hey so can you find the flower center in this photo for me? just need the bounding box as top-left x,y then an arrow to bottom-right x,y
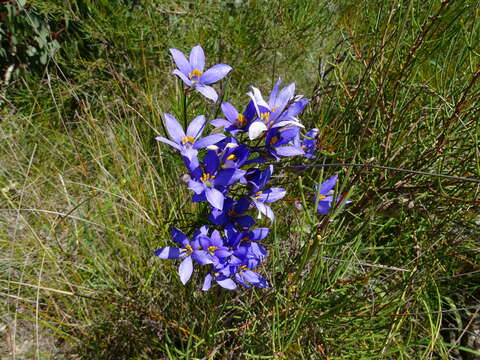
317,194 -> 326,200
207,245 -> 218,254
254,191 -> 262,200
226,154 -> 237,161
260,112 -> 270,122
241,236 -> 249,242
184,244 -> 193,253
301,145 -> 306,151
188,68 -> 203,80
200,173 -> 215,187
239,264 -> 248,272
270,136 -> 279,145
181,135 -> 195,145
235,114 -> 247,127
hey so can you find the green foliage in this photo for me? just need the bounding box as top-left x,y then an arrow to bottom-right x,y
0,1 -> 61,75
1,0 -> 479,359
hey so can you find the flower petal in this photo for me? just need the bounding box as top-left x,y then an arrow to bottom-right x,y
194,84 -> 218,102
164,113 -> 185,143
221,102 -> 239,123
248,121 -> 267,140
193,134 -> 225,149
154,246 -> 181,259
268,78 -> 282,107
189,45 -> 205,72
193,250 -> 213,265
320,174 -> 338,195
169,48 -> 192,75
258,188 -> 286,203
187,115 -> 206,139
205,187 -> 225,210
249,228 -> 269,241
178,256 -> 193,285
214,169 -> 235,186
217,277 -> 237,290
204,150 -> 219,175
253,200 -> 275,221
171,227 -> 189,247
172,69 -> 192,87
201,64 -> 233,84
210,118 -> 231,128
155,136 -> 182,151
275,146 -> 305,157
188,180 -> 205,195
317,198 -> 333,215
202,273 -> 213,291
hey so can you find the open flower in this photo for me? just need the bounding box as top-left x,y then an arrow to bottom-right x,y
155,113 -> 225,163
169,45 -> 232,102
154,227 -> 212,284
210,101 -> 256,135
188,150 -> 245,210
247,79 -> 308,140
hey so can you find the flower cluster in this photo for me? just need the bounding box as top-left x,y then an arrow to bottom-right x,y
155,45 -> 347,290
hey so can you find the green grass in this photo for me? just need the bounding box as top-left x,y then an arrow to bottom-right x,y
1,0 -> 479,358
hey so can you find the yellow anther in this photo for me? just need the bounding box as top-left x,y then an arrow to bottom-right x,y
254,191 -> 262,200
317,194 -> 326,200
236,114 -> 247,127
226,154 -> 237,161
271,106 -> 280,112
239,265 -> 248,271
270,136 -> 279,145
241,236 -> 249,242
181,135 -> 195,145
301,145 -> 306,151
184,244 -> 193,253
200,173 -> 215,183
260,112 -> 270,122
208,245 -> 218,253
188,68 -> 203,79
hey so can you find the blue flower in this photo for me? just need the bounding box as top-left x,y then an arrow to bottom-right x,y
248,165 -> 286,221
246,79 -> 308,140
169,45 -> 232,102
155,113 -> 225,163
154,227 -> 212,284
188,150 -> 245,210
315,174 -> 338,214
210,101 -> 256,135
294,128 -> 318,159
208,197 -> 255,229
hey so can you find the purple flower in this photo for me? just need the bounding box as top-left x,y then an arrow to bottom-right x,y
169,45 -> 232,102
155,113 -> 225,163
247,79 -> 308,140
293,128 -> 318,159
315,174 -> 338,214
225,224 -> 268,259
198,229 -> 232,263
154,227 -> 212,284
229,249 -> 269,288
210,101 -> 256,135
208,196 -> 255,229
202,269 -> 237,291
188,150 -> 245,210
264,126 -> 305,160
248,165 -> 286,221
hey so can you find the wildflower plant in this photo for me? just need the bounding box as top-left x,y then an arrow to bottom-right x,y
154,45 -> 349,290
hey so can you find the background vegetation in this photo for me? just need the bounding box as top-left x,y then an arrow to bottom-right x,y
1,0 -> 479,358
